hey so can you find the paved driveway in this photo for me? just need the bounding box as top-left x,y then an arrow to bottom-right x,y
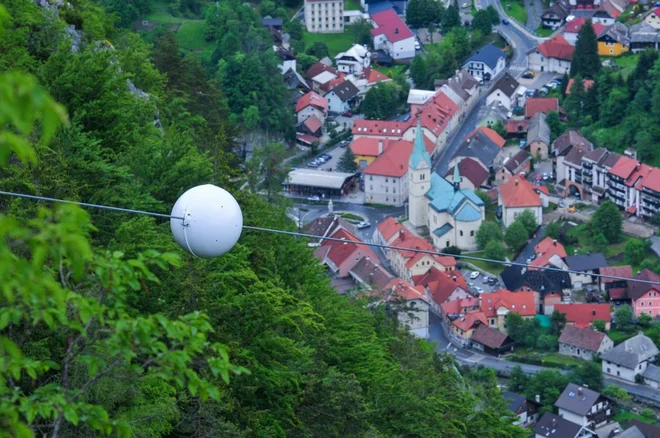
519,72 -> 559,90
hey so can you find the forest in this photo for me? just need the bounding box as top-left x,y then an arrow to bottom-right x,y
0,0 -> 528,437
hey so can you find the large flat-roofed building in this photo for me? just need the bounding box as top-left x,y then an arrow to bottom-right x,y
284,168 -> 357,198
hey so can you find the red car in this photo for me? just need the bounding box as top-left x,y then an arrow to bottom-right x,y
342,111 -> 352,117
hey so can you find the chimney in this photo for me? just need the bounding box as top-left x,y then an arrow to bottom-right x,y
400,229 -> 405,236
553,239 -> 557,246
394,28 -> 399,35
577,387 -> 583,396
535,394 -> 540,404
515,179 -> 519,186
378,139 -> 383,154
452,276 -> 457,282
551,418 -> 557,428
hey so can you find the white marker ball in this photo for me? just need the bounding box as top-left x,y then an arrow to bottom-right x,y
170,184 -> 243,258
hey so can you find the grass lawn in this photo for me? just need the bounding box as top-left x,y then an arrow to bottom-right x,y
339,212 -> 365,222
510,350 -> 585,368
469,257 -> 506,275
503,1 -> 527,25
373,64 -> 407,77
345,0 -> 362,11
142,1 -> 211,57
614,409 -> 658,429
535,27 -> 554,37
303,28 -> 357,58
608,329 -> 635,345
566,224 -> 641,259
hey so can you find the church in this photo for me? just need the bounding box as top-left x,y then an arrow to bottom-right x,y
408,119 -> 485,251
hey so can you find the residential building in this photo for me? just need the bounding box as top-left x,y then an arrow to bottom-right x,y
445,157 -> 489,191
529,237 -> 567,271
297,115 -> 323,137
607,155 -> 651,214
558,325 -> 614,360
349,256 -> 395,290
370,8 -> 416,60
581,147 -> 622,203
565,253 -> 609,287
506,119 -> 530,138
644,6 -> 660,29
498,149 -> 532,185
528,35 -> 574,73
503,392 -> 541,427
433,69 -> 480,113
303,214 -> 358,242
378,278 -> 432,338
542,1 -> 570,29
534,413 -> 597,438
498,177 -> 543,227
592,9 -> 615,25
598,22 -> 630,56
553,303 -> 611,329
314,228 -> 377,277
350,137 -> 389,169
304,0 -> 344,33
325,80 -> 360,114
603,0 -> 627,19
629,269 -> 660,317
639,166 -> 660,219
305,62 -> 340,92
630,21 -> 660,52
567,0 -> 602,9
441,303 -> 486,346
352,119 -> 416,141
295,91 -> 329,124
564,18 -> 607,45
527,112 -> 551,160
478,103 -> 510,130
555,384 -> 612,429
601,332 -> 659,382
470,324 -> 515,355
556,138 -> 593,198
486,73 -> 527,111
643,364 -> 660,389
525,97 -> 560,119
374,216 -> 403,260
449,126 -> 506,172
481,289 -> 536,334
462,43 -> 507,82
599,265 -> 632,302
412,266 -> 471,315
335,44 -> 371,74
501,263 -> 572,313
628,420 -> 660,438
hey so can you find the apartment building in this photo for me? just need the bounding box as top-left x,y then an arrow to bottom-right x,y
580,148 -> 622,203
304,0 -> 344,33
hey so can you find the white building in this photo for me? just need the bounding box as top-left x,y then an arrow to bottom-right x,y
335,44 -> 371,74
304,0 -> 344,33
643,364 -> 660,389
555,384 -> 612,429
497,177 -> 542,227
527,35 -> 574,74
370,9 -> 416,60
601,332 -> 659,382
324,80 -> 360,114
644,7 -> 660,30
462,43 -> 506,82
558,325 -> 614,361
295,91 -> 328,125
486,73 -> 526,111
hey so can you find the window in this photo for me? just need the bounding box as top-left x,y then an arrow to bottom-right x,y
385,178 -> 388,183
386,197 -> 389,202
446,241 -> 450,247
370,175 -> 373,180
370,185 -> 373,190
393,188 -> 396,194
385,187 -> 388,193
460,230 -> 463,236
470,230 -> 474,237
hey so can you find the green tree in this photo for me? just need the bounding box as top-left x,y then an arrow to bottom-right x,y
593,320 -> 607,332
582,80 -> 600,122
246,142 -> 290,202
410,55 -> 428,88
505,221 -> 528,251
545,222 -> 561,240
625,239 -> 650,266
508,366 -> 529,392
476,189 -> 496,213
306,41 -> 329,59
592,233 -> 608,252
546,111 -> 565,143
441,4 -> 461,33
516,210 -> 538,237
361,82 -> 400,120
560,72 -> 570,96
570,19 -> 600,78
485,240 -> 507,261
524,370 -> 568,413
337,147 -> 358,172
591,200 -> 622,243
297,53 -> 319,74
550,310 -> 567,336
615,305 -> 634,330
570,361 -> 604,392
472,9 -> 493,36
477,221 -> 503,250
351,19 -> 373,46
486,5 -> 499,24
564,74 -> 586,124
286,18 -> 303,41
603,385 -> 632,401
492,120 -> 507,138
638,312 -> 653,328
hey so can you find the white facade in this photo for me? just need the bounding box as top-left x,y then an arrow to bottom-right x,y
644,9 -> 660,29
335,44 -> 371,74
602,359 -> 646,382
408,154 -> 431,229
296,105 -> 326,125
304,0 -> 344,33
501,205 -> 543,228
558,409 -> 588,427
527,51 -> 571,74
399,299 -> 430,338
464,57 -> 506,81
428,205 -> 484,250
365,174 -> 408,206
559,336 -> 614,361
373,34 -> 416,60
486,86 -> 526,111
325,90 -> 350,114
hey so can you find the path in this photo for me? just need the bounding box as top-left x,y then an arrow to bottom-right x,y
525,0 -> 544,32
544,210 -> 655,238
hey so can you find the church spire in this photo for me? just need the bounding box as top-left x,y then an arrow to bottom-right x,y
453,163 -> 461,191
408,113 -> 432,169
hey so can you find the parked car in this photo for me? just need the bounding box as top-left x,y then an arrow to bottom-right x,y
469,271 -> 480,280
307,196 -> 321,202
558,200 -> 565,207
522,71 -> 535,79
482,276 -> 490,284
342,111 -> 352,117
502,18 -> 510,25
543,172 -> 549,180
340,140 -> 349,148
487,277 -> 498,286
475,287 -> 484,294
356,221 -> 371,229
415,40 -> 421,50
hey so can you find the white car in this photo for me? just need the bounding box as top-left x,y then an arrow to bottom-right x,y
414,40 -> 421,50
475,287 -> 484,294
307,196 -> 321,202
469,271 -> 480,280
356,221 -> 371,229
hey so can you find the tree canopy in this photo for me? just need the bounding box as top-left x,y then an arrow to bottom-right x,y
570,19 -> 600,79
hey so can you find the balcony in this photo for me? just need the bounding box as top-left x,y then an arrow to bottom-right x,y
583,162 -> 593,169
607,181 -> 626,192
642,187 -> 660,198
583,168 -> 592,176
608,190 -> 625,201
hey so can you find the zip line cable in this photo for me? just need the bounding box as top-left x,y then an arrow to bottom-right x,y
1,189 -> 659,286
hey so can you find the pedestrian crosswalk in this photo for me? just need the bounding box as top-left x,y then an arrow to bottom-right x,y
508,65 -> 527,77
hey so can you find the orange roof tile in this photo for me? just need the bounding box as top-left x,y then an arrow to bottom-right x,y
609,155 -> 638,180
564,18 -> 606,35
295,91 -> 328,113
390,231 -> 456,269
450,309 -> 488,332
418,91 -> 460,137
641,166 -> 660,193
525,98 -> 560,118
498,177 -> 542,208
530,237 -> 567,270
363,67 -> 392,84
414,268 -> 468,304
377,217 -> 405,242
350,137 -> 390,157
536,35 -> 575,61
475,126 -> 506,148
566,79 -> 595,95
600,265 -> 633,284
481,289 -> 536,317
320,228 -> 377,267
364,138 -> 435,178
553,303 -> 611,327
627,163 -> 653,188
382,278 -> 427,301
303,115 -> 322,134
352,119 -> 412,137
441,297 -> 480,315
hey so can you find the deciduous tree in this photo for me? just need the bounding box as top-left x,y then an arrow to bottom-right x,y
615,305 -> 634,330
591,200 -> 622,243
485,240 -> 507,261
505,221 -> 528,251
516,210 -> 538,237
477,221 -> 503,250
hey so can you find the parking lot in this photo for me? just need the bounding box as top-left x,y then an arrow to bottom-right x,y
303,141 -> 348,171
519,72 -> 559,91
460,267 -> 502,295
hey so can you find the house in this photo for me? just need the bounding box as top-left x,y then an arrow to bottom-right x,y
387,224 -> 457,281
592,9 -> 616,25
558,325 -> 614,360
525,97 -> 560,119
374,216 -> 403,260
304,0 -> 344,33
542,1 -> 570,29
306,62 -> 340,92
497,177 -> 542,227
378,278 -> 432,338
351,137 -> 389,169
601,332 -> 659,382
530,237 -> 567,271
408,122 -> 486,250
449,126 -> 506,172
297,115 -> 323,137
349,256 -> 395,290
497,149 -> 532,185
555,384 -> 613,429
481,289 -> 536,334
295,91 -> 329,124
553,302 -> 611,328
325,80 -> 360,114
506,119 -> 530,138
554,131 -> 593,198
527,35 -> 574,73
564,18 -> 607,45
642,364 -> 660,389
628,269 -> 660,318
412,267 -> 471,315
443,157 -> 489,191
335,44 -> 371,74
303,214 -> 358,241
486,73 -> 526,111
565,253 -> 609,287
352,119 -> 415,142
581,148 -> 622,203
534,413 -> 597,438
630,21 -> 660,52
628,420 -> 660,438
282,66 -> 311,93
314,228 -> 377,278
503,392 -> 541,427
501,264 -> 572,313
599,265 -> 632,302
644,6 -> 660,29
566,78 -> 595,94
470,324 -> 516,355
478,103 -> 510,130
527,112 -> 551,160
370,8 -> 416,60
598,22 -> 630,56
442,304 -> 487,346
462,43 -> 507,82
603,0 -> 627,19
434,69 -> 480,113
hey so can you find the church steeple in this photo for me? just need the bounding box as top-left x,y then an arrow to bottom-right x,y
453,163 -> 461,191
408,115 -> 432,170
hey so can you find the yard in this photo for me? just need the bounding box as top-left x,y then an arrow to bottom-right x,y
535,27 -> 554,37
614,409 -> 658,429
509,350 -> 585,369
468,257 -> 507,275
372,64 -> 407,77
345,0 -> 362,11
303,27 -> 357,58
564,224 -> 643,260
503,0 -> 527,25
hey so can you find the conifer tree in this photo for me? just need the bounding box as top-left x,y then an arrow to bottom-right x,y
337,146 -> 358,172
570,20 -> 600,79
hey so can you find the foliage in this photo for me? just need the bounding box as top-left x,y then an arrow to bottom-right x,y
571,19 -> 600,79
544,222 -> 561,240
491,120 -> 507,138
306,41 -> 329,59
569,361 -> 604,392
523,370 -> 568,413
485,240 -> 507,261
545,111 -> 565,143
361,82 -> 406,120
625,239 -> 650,266
603,385 -> 632,401
516,210 -> 538,238
593,320 -> 607,332
508,365 -> 529,393
476,189 -> 496,214
472,10 -> 493,36
505,221 -> 528,251
638,312 -> 653,328
486,5 -> 499,24
337,147 -> 358,173
590,201 -> 622,244
441,4 -> 461,33
615,305 -> 634,330
477,221 -> 503,250
351,19 -> 373,46
406,0 -> 444,29
246,142 -> 290,203
550,310 -> 567,336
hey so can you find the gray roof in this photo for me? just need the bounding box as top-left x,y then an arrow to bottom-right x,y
491,73 -> 520,98
534,412 -> 583,438
601,332 -> 659,369
542,2 -> 570,20
600,22 -> 630,45
565,253 -> 608,271
463,43 -> 506,70
555,383 -> 602,416
630,22 -> 660,43
329,80 -> 360,102
629,420 -> 660,438
453,127 -> 503,169
502,391 -> 526,413
553,130 -> 593,157
617,426 -> 646,438
528,112 -> 550,145
503,149 -> 530,173
642,364 -> 660,382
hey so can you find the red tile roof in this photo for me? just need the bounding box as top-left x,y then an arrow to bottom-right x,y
303,115 -> 322,134
370,9 -> 414,43
566,79 -> 595,95
320,228 -> 377,267
498,177 -> 542,208
609,288 -> 628,300
352,119 -> 412,137
320,75 -> 346,93
413,267 -> 468,304
641,166 -> 660,193
350,137 -> 390,157
418,91 -> 460,137
628,269 -> 660,301
295,91 -> 328,113
628,163 -> 652,188
441,297 -> 480,314
558,325 -> 607,352
601,0 -> 622,18
382,278 -> 427,302
364,139 -> 434,177
473,126 -> 506,148
305,62 -> 338,80
481,289 -> 536,317
564,18 -> 606,35
600,265 -> 633,284
363,67 -> 392,84
536,35 -> 575,61
471,324 -> 513,349
446,309 -> 488,332
530,237 -> 567,270
608,155 -> 638,180
525,98 -> 560,118
506,119 -> 530,134
390,230 -> 456,269
296,133 -> 320,144
553,303 -> 611,327
377,217 -> 404,242
444,157 -> 489,188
